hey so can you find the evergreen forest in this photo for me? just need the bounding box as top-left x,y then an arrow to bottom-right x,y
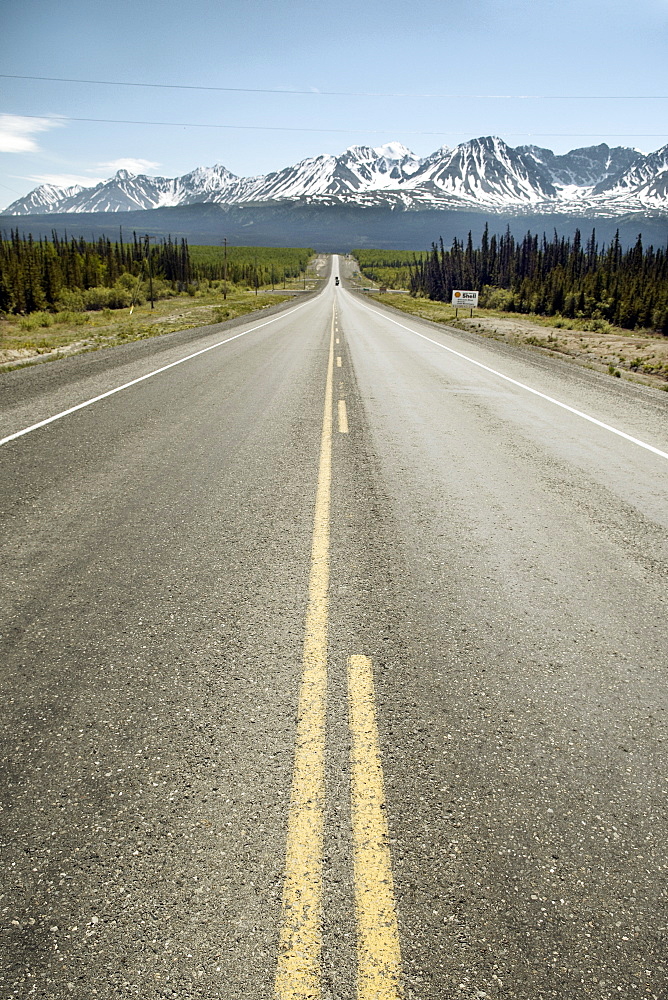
0,232 -> 311,315
405,227 -> 668,334
188,245 -> 312,287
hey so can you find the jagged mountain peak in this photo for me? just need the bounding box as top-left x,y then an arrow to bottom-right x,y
340,141 -> 419,165
3,137 -> 667,217
183,163 -> 238,182
373,141 -> 415,160
466,135 -> 508,150
518,142 -> 641,189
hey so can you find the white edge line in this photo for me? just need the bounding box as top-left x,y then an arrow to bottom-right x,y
0,300 -> 310,448
355,295 -> 668,462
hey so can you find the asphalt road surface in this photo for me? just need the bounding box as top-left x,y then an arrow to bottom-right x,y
1,256 -> 667,1000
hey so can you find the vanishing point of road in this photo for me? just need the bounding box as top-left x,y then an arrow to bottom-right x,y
1,255 -> 667,999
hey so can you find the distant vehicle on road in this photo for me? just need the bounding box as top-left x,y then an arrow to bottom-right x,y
335,276 -> 339,285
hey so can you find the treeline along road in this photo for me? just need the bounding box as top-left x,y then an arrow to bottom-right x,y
1,255 -> 667,998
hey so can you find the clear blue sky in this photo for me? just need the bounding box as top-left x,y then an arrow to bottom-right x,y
1,0 -> 667,208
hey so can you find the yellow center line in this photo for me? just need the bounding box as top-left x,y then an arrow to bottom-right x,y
338,400 -> 349,434
274,308 -> 335,1000
348,655 -> 403,999
337,356 -> 342,367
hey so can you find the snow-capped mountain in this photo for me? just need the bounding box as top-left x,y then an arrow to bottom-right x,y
518,144 -> 638,188
230,142 -> 424,202
5,138 -> 668,216
10,181 -> 87,214
591,144 -> 668,211
409,136 -> 558,207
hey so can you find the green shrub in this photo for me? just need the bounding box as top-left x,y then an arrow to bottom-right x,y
82,287 -> 112,311
53,310 -> 90,326
19,312 -> 53,330
81,285 -> 134,310
107,286 -> 133,309
582,318 -> 612,334
116,271 -> 139,290
479,286 -> 515,311
54,289 -> 85,312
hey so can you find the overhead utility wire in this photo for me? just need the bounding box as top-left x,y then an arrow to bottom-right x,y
10,113 -> 668,139
1,73 -> 667,100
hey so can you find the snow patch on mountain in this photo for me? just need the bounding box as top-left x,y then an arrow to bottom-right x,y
4,138 -> 667,217
373,141 -> 411,158
10,181 -> 86,213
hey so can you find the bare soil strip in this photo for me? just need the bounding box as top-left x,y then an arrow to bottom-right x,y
367,292 -> 668,391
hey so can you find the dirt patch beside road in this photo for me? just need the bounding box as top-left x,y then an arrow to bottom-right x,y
368,293 -> 668,391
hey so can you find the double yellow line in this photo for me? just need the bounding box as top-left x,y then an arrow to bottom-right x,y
274,309 -> 402,999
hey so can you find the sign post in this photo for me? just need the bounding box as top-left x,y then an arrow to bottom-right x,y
452,289 -> 479,317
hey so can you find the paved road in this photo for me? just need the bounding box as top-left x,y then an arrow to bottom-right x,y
1,257 -> 667,999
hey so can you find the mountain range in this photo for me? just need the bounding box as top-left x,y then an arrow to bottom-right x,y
5,136 -> 668,218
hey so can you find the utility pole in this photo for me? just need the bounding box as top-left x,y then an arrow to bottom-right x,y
223,237 -> 228,300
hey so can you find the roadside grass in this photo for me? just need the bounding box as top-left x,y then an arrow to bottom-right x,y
0,286 -> 292,371
367,291 -> 668,388
367,293 -> 459,324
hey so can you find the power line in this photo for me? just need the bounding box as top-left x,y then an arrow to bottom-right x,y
2,73 -> 667,100
9,113 -> 668,139
0,179 -> 25,197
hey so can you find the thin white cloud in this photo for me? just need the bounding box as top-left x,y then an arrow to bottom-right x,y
25,173 -> 105,189
98,157 -> 160,174
0,114 -> 63,153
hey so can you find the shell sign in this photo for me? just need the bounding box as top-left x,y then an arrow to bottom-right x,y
452,290 -> 479,308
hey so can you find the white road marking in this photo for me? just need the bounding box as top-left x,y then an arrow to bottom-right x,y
0,300 -> 312,448
355,298 -> 668,462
